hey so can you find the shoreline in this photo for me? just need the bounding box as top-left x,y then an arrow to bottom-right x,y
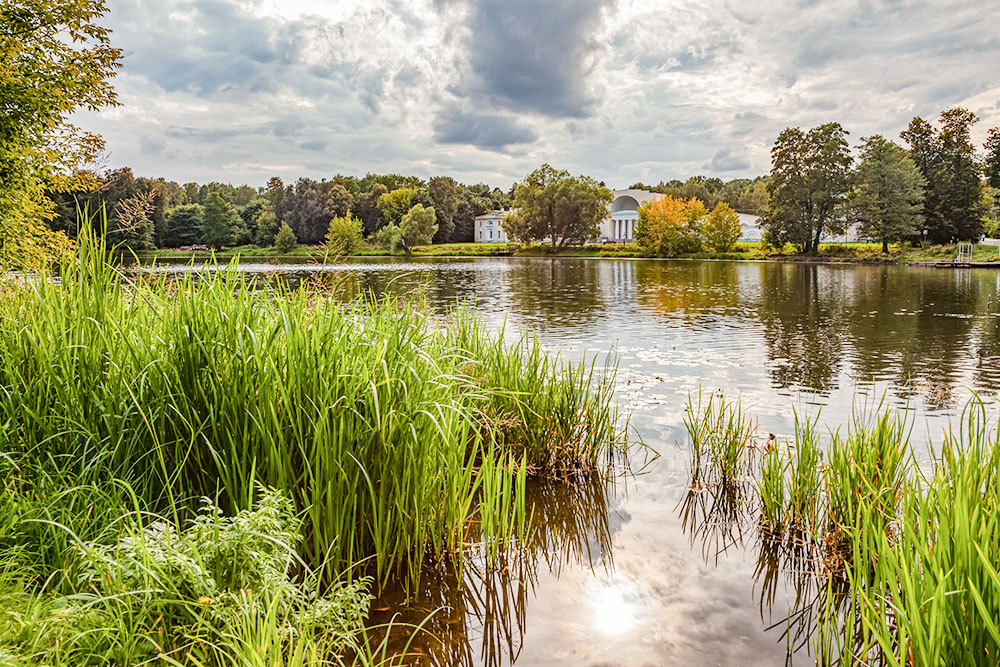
133,247 -> 1000,269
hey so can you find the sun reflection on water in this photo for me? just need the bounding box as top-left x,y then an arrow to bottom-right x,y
589,574 -> 641,636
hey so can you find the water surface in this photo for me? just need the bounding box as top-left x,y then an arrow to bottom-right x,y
148,256 -> 1000,665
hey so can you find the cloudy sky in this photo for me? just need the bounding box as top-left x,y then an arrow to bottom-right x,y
77,0 -> 1000,189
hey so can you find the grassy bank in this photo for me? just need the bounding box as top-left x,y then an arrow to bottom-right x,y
0,230 -> 624,665
137,240 -> 1000,265
684,393 -> 1000,665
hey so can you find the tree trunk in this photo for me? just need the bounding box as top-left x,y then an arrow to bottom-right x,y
882,238 -> 889,254
401,236 -> 411,257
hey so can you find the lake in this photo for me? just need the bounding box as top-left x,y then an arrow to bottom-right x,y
148,256 -> 1000,665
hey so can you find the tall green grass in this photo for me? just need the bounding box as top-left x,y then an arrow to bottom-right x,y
0,223 -> 625,664
684,393 -> 1000,666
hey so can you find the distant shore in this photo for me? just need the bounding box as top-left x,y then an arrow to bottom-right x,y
133,240 -> 1000,268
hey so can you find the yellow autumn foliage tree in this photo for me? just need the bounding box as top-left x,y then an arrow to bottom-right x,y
635,196 -> 708,256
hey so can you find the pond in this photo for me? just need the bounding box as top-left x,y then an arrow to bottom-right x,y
148,256 -> 1000,665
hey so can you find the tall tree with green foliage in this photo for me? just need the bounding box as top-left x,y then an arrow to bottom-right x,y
200,192 -> 244,249
254,209 -> 279,247
1,0 -> 121,268
377,187 -> 417,228
507,164 -> 612,251
702,202 -> 742,252
985,128 -> 1000,230
850,135 -> 925,252
355,184 -> 388,236
901,108 -> 986,243
987,128 -> 1000,191
761,123 -> 852,253
428,176 -> 460,244
163,204 -> 204,247
399,204 -> 437,253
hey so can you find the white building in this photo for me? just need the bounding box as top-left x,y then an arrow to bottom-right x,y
474,210 -> 511,242
739,213 -> 762,242
600,189 -> 665,242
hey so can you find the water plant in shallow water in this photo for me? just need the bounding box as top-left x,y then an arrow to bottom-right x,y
683,393 -> 1000,666
0,223 -> 625,588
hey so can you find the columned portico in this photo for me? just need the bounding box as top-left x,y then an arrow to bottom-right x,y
603,190 -> 663,242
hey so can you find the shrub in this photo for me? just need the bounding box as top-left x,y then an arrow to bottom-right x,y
373,222 -> 403,252
325,213 -> 363,256
274,221 -> 297,253
0,489 -> 373,665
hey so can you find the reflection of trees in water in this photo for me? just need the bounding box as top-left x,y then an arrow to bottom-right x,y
847,267 -> 983,410
368,471 -> 618,667
970,272 -> 1000,392
756,264 -> 844,393
633,261 -> 744,320
497,259 -> 609,336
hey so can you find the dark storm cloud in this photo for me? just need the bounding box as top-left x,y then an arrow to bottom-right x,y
433,106 -> 538,151
453,0 -> 614,118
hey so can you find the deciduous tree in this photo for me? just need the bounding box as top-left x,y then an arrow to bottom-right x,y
428,176 -> 460,244
986,128 -> 1000,191
508,165 -> 612,251
254,209 -> 279,247
377,187 -> 417,227
356,184 -> 388,236
1,0 -> 121,268
901,108 -> 985,243
201,192 -> 244,249
399,204 -> 437,252
163,204 -> 204,248
635,196 -> 706,256
762,123 -> 852,253
702,202 -> 742,252
985,128 -> 1000,228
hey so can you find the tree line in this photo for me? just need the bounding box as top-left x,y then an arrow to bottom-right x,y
46,171 -> 515,252
762,107 -> 1000,253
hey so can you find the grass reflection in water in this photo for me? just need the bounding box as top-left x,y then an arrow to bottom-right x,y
683,391 -> 1000,666
369,469 -> 618,667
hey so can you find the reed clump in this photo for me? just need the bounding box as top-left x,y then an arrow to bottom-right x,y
0,225 -> 625,664
684,394 -> 1000,666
